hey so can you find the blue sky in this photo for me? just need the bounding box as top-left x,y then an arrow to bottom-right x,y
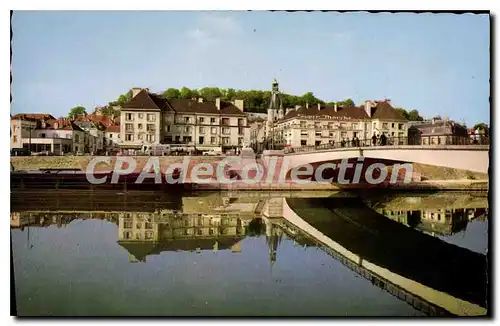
11,11 -> 490,125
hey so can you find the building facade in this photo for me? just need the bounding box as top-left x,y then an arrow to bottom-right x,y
408,118 -> 468,145
271,99 -> 408,148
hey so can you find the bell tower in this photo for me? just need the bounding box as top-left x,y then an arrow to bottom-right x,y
266,79 -> 282,149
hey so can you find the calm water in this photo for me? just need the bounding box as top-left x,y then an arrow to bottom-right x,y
11,191 -> 488,316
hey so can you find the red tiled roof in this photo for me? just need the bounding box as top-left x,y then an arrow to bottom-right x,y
11,113 -> 55,121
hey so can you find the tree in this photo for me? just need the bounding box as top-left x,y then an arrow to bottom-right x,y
109,91 -> 132,106
224,88 -> 236,101
301,92 -> 320,105
407,109 -> 424,121
473,123 -> 488,130
163,88 -> 181,99
179,87 -> 194,99
68,106 -> 87,118
394,108 -> 410,120
199,87 -> 223,101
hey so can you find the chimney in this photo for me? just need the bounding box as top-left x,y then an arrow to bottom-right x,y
131,88 -> 143,98
317,103 -> 321,111
215,98 -> 221,111
432,118 -> 435,124
198,98 -> 204,103
306,102 -> 309,109
234,99 -> 244,112
364,100 -> 372,118
334,103 -> 338,112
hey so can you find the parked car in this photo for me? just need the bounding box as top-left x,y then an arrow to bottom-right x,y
203,149 -> 222,156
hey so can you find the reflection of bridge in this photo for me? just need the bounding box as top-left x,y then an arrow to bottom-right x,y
281,196 -> 488,316
284,145 -> 489,174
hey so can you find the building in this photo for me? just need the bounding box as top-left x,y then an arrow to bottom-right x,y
74,119 -> 106,154
249,118 -> 266,153
408,118 -> 468,145
105,125 -> 121,148
118,88 -> 250,154
272,99 -> 408,148
10,114 -> 87,154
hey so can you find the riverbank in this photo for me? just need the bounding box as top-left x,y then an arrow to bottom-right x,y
10,156 -> 488,191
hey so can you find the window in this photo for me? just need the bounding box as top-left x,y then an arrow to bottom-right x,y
199,136 -> 204,144
398,124 -> 405,130
145,232 -> 153,240
146,135 -> 155,142
183,136 -> 192,143
199,117 -> 205,123
199,127 -> 205,134
315,132 -> 321,137
238,118 -> 245,126
139,113 -> 144,119
109,134 -> 113,138
147,124 -> 155,132
301,140 -> 307,146
125,134 -> 133,141
125,123 -> 133,131
329,132 -> 335,137
13,136 -> 17,142
222,127 -> 230,135
210,118 -> 216,124
123,231 -> 132,239
300,121 -> 306,128
392,123 -> 395,128
222,137 -> 230,144
124,221 -> 133,229
197,217 -> 203,226
75,134 -> 80,142
340,123 -> 347,129
301,130 -> 308,136
238,127 -> 244,135
185,117 -> 190,123
211,137 -> 217,144
382,123 -> 389,129
352,123 -> 359,130
211,127 -> 217,134
138,123 -> 143,129
209,228 -> 214,235
197,229 -> 203,235
185,126 -> 191,133
145,222 -> 153,229
126,113 -> 133,121
138,134 -> 143,140
222,118 -> 230,126
165,125 -> 171,132
238,137 -> 244,145
147,114 -> 155,122
136,223 -> 142,229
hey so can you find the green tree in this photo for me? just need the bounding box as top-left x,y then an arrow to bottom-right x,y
473,122 -> 488,130
301,92 -> 320,105
394,108 -> 410,120
199,87 -> 223,101
68,106 -> 87,118
163,88 -> 181,99
180,87 -> 196,99
224,88 -> 237,101
109,91 -> 132,106
407,109 -> 424,121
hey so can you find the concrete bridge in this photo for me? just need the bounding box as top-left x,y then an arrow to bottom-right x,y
283,145 -> 490,174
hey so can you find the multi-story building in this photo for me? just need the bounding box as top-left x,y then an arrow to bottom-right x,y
272,99 -> 408,148
74,119 -> 106,154
105,125 -> 121,148
408,118 -> 468,145
10,114 -> 86,154
119,88 -> 250,154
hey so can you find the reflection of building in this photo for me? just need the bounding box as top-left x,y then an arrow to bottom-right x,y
378,207 -> 488,237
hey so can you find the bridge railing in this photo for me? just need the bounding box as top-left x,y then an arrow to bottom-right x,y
285,135 -> 490,154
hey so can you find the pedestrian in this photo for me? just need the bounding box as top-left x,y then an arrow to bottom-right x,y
380,133 -> 387,146
371,134 -> 377,146
341,139 -> 346,148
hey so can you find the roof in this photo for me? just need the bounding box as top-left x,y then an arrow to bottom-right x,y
106,125 -> 120,132
11,113 -> 55,121
370,101 -> 407,121
279,101 -> 407,122
121,89 -> 246,116
121,89 -> 163,111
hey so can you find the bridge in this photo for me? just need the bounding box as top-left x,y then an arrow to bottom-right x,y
282,144 -> 490,175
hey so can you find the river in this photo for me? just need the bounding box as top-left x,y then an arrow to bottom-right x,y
10,190 -> 489,316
